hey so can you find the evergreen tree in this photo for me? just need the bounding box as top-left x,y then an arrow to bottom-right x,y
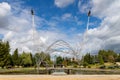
56,56 -> 63,65
116,53 -> 120,62
98,55 -> 104,64
98,50 -> 117,63
83,53 -> 93,64
12,48 -> 20,66
20,52 -> 32,67
6,54 -> 13,67
98,50 -> 108,62
0,41 -> 10,68
30,53 -> 34,66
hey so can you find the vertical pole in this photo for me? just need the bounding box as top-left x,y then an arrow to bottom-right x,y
31,9 -> 35,49
86,16 -> 90,32
31,9 -> 39,73
81,10 -> 91,69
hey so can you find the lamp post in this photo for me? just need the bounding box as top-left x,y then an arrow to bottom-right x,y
31,9 -> 35,53
31,9 -> 40,73
81,10 -> 91,68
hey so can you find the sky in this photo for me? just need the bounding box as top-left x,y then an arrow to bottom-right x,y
0,0 -> 120,56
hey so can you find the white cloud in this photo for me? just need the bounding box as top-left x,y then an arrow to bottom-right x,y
91,0 -> 120,18
55,0 -> 75,8
78,0 -> 91,13
1,0 -> 120,57
0,2 -> 11,28
81,0 -> 120,53
0,2 -> 35,54
0,2 -> 39,53
4,31 -> 14,40
0,2 -> 11,17
0,2 -> 70,55
0,1 -> 69,54
61,13 -> 72,20
60,13 -> 83,26
0,1 -> 79,56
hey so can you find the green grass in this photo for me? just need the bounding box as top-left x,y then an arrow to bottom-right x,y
0,67 -> 51,74
0,67 -> 35,74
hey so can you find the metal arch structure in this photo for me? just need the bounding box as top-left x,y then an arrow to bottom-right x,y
45,40 -> 76,56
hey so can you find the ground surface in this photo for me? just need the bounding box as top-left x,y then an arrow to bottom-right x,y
0,75 -> 120,80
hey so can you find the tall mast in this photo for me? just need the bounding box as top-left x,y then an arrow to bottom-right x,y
31,9 -> 35,53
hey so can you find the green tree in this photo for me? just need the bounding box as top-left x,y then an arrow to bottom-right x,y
98,50 -> 108,62
65,57 -> 72,66
30,53 -> 35,66
107,50 -> 117,63
56,56 -> 63,65
83,62 -> 89,68
62,58 -> 67,67
94,55 -> 99,63
34,52 -> 50,66
20,52 -> 32,67
98,55 -> 104,64
83,53 -> 93,64
98,50 -> 117,63
6,54 -> 13,67
116,53 -> 120,62
0,41 -> 10,68
12,48 -> 20,66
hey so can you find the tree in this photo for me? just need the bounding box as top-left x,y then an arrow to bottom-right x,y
56,56 -> 63,66
0,41 -> 10,68
83,53 -> 94,64
30,53 -> 35,66
44,54 -> 52,67
34,52 -> 50,73
83,62 -> 89,68
98,50 -> 108,62
6,54 -> 13,67
20,52 -> 32,67
65,57 -> 72,66
62,58 -> 67,67
35,52 -> 52,67
98,50 -> 117,63
12,48 -> 20,66
107,50 -> 117,63
98,55 -> 104,64
116,53 -> 120,62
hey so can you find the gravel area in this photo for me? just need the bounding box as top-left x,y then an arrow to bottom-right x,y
0,75 -> 120,80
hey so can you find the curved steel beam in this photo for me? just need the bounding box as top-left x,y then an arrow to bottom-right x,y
45,40 -> 76,55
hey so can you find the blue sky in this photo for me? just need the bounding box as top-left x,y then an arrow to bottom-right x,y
0,0 -> 120,55
24,0 -> 100,34
0,0 -> 101,35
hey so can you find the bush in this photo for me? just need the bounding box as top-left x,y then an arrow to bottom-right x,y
83,62 -> 88,68
73,65 -> 77,68
108,66 -> 115,69
6,65 -> 12,69
88,65 -> 91,68
99,65 -> 106,69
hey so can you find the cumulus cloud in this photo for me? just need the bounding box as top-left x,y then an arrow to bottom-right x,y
91,0 -> 120,18
78,0 -> 91,13
0,2 -> 31,31
81,0 -> 120,53
0,2 -> 34,54
54,0 -> 75,8
0,2 -> 11,17
61,13 -> 72,20
0,2 -> 11,28
1,0 -> 120,57
0,2 -> 70,54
